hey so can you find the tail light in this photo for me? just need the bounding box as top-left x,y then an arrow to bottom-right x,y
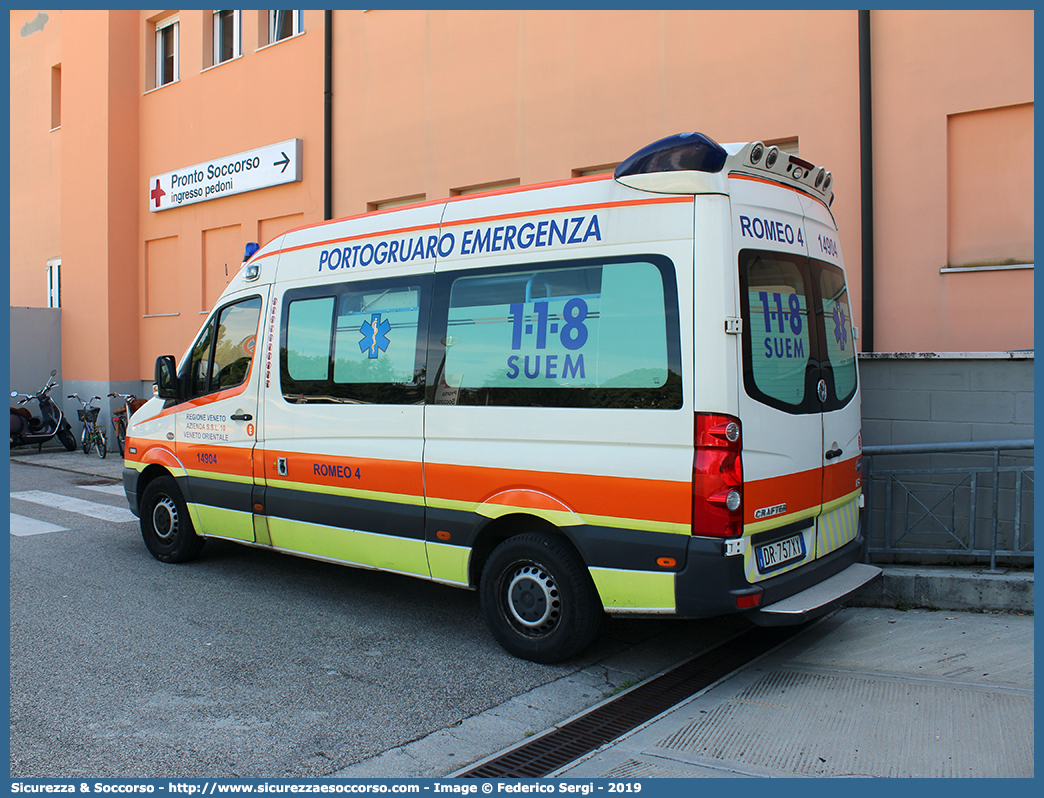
692,413 -> 743,538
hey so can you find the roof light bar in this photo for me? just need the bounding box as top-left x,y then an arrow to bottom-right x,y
614,132 -> 728,180
741,141 -> 834,205
243,242 -> 261,281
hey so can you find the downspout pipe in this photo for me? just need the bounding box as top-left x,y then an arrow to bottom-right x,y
859,10 -> 875,352
324,10 -> 333,221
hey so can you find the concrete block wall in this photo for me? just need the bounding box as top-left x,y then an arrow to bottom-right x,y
9,306 -> 62,399
859,352 -> 1034,447
858,353 -> 1034,565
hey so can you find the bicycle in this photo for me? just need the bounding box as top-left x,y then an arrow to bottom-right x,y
68,394 -> 108,459
108,393 -> 143,457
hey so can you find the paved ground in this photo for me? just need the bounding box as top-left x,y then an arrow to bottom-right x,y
547,607 -> 1034,778
10,445 -> 1035,779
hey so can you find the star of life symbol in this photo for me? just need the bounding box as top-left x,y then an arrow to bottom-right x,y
359,313 -> 391,359
832,302 -> 847,350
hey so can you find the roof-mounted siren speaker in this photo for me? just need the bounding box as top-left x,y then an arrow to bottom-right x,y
614,132 -> 728,180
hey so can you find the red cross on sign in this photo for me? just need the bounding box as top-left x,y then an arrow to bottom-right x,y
150,179 -> 166,208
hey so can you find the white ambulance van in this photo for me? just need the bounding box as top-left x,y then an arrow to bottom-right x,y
125,133 -> 880,662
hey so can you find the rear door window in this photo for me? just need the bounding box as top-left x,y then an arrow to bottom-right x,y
816,260 -> 857,405
740,252 -> 812,410
740,250 -> 856,413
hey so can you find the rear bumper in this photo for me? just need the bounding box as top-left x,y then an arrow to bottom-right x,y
749,562 -> 881,626
670,525 -> 873,621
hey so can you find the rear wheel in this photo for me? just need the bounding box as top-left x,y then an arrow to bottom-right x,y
95,427 -> 108,459
80,425 -> 92,455
480,531 -> 602,663
57,427 -> 77,451
140,475 -> 205,563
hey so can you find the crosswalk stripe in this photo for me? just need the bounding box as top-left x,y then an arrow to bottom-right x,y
80,484 -> 126,497
10,513 -> 70,537
11,490 -> 137,524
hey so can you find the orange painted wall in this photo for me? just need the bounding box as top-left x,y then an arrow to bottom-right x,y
869,9 -> 1033,352
10,10 -> 62,309
8,9 -> 1035,391
134,9 -> 326,379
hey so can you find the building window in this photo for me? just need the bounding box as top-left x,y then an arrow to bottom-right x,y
367,195 -> 426,212
46,258 -> 61,309
268,9 -> 302,44
155,16 -> 179,87
212,10 -> 241,65
50,64 -> 61,129
765,137 -> 799,156
946,103 -> 1034,270
450,179 -> 520,197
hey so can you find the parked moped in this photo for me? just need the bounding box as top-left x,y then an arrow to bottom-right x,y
10,370 -> 77,451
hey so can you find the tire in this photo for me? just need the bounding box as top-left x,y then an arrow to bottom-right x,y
81,424 -> 92,455
95,427 -> 108,459
139,475 -> 205,563
57,427 -> 77,452
480,531 -> 602,663
115,417 -> 127,457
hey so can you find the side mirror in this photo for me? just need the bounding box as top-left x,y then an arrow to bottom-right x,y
155,355 -> 179,401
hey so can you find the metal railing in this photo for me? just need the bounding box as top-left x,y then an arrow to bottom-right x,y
862,439 -> 1034,571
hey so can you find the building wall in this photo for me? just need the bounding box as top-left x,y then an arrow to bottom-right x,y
870,10 -> 1034,352
9,307 -> 62,399
134,9 -> 327,378
10,11 -> 62,309
332,9 -> 864,317
8,9 -> 1035,386
859,353 -> 1033,565
860,354 -> 1034,447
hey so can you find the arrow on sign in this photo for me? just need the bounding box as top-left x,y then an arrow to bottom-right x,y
274,152 -> 290,173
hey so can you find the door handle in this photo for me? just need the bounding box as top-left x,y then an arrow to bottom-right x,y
825,447 -> 843,460
230,413 -> 253,421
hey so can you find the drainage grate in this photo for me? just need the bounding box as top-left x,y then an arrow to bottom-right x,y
458,624 -> 804,779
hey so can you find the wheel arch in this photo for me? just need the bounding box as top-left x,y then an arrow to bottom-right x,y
133,463 -> 183,515
467,512 -> 587,589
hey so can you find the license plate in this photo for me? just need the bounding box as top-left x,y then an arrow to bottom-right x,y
755,533 -> 807,573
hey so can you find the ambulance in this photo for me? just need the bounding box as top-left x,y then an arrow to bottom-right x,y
124,132 -> 880,662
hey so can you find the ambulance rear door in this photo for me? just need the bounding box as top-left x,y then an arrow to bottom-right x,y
799,195 -> 861,561
731,176 -> 826,583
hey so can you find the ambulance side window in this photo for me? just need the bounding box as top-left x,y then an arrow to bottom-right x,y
281,275 -> 430,404
429,255 -> 682,409
185,296 -> 262,399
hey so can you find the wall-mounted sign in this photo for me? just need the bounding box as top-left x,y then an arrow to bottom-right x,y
148,139 -> 302,212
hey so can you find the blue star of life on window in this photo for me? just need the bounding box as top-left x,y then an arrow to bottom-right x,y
359,313 -> 391,359
832,301 -> 847,350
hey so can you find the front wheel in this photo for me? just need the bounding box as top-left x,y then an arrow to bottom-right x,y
95,427 -> 108,459
57,427 -> 77,452
115,417 -> 126,457
81,424 -> 92,455
480,531 -> 602,663
139,475 -> 205,563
